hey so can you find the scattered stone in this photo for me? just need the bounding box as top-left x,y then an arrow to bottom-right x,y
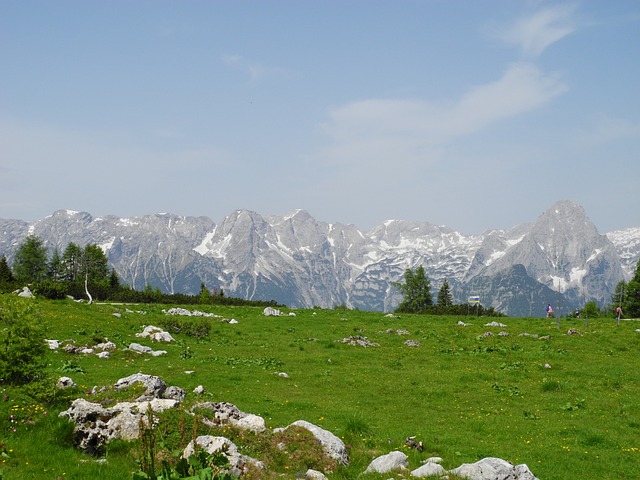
228,318 -> 239,324
450,456 -> 539,480
95,341 -> 117,351
46,339 -> 61,350
412,461 -> 446,478
385,328 -> 410,335
567,328 -> 582,336
305,469 -> 328,479
539,335 -> 551,340
193,385 -> 205,394
364,450 -> 408,474
519,333 -> 539,338
136,325 -> 175,343
17,286 -> 35,298
182,435 -> 265,477
60,397 -> 179,454
193,402 -> 267,433
263,307 -> 281,316
63,343 -> 83,354
57,376 -> 76,388
113,312 -> 122,318
457,321 -> 469,326
277,372 -> 289,378
163,307 -> 219,318
404,339 -> 421,347
127,343 -> 167,356
483,331 -> 494,337
339,335 -> 379,347
114,373 -> 167,398
96,351 -> 110,359
498,331 -> 510,337
275,420 -> 349,466
164,386 -> 186,402
485,321 -> 507,327
424,457 -> 443,464
544,363 -> 552,369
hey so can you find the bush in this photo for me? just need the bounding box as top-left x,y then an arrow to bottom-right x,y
32,280 -> 68,300
0,296 -> 48,384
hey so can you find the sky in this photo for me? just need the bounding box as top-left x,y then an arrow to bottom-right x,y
1,1 -> 639,235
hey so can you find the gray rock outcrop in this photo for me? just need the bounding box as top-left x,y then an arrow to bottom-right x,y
193,402 -> 266,433
275,420 -> 350,466
363,450 -> 408,474
182,435 -> 265,477
450,457 -> 539,480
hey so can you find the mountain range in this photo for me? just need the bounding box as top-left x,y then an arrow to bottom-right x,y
1,200 -> 638,317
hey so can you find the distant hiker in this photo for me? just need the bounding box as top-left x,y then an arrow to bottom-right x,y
616,306 -> 623,321
575,308 -> 580,319
546,304 -> 553,318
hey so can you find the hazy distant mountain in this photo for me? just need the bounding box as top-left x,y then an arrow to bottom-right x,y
0,201 -> 637,317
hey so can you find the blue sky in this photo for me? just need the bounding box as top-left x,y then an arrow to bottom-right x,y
1,1 -> 639,234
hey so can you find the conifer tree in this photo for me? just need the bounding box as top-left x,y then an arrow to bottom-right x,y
12,235 -> 49,283
0,255 -> 15,285
624,259 -> 640,318
394,265 -> 433,313
437,279 -> 453,306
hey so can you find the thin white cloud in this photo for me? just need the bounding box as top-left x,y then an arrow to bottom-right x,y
222,54 -> 291,82
570,116 -> 640,150
498,4 -> 578,57
317,62 -> 567,167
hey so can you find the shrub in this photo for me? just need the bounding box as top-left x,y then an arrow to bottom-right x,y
0,296 -> 48,384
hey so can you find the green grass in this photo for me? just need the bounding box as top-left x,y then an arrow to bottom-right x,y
2,298 -> 640,479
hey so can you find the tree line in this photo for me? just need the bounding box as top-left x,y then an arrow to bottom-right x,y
394,260 -> 640,319
393,265 -> 505,317
0,235 -> 280,307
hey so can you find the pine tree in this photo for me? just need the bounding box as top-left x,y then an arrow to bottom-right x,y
0,255 -> 15,285
12,235 -> 49,283
624,259 -> 640,318
394,265 -> 433,313
437,279 -> 453,307
48,248 -> 64,282
62,242 -> 83,282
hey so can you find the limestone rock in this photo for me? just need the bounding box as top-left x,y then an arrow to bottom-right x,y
412,461 -> 446,478
182,435 -> 265,477
193,402 -> 266,433
57,376 -> 76,388
364,450 -> 408,474
275,420 -> 349,466
114,373 -> 167,398
450,457 -> 539,480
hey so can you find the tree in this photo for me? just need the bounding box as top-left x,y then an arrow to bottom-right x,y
624,259 -> 640,318
48,248 -> 64,282
437,279 -> 453,307
583,300 -> 600,319
199,282 -> 210,304
0,255 -> 15,285
79,244 -> 110,303
61,242 -> 83,282
12,235 -> 49,283
394,265 -> 433,313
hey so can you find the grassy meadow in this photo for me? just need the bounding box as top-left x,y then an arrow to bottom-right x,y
1,297 -> 640,479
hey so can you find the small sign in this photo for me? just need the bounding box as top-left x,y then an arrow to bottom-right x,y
468,296 -> 480,304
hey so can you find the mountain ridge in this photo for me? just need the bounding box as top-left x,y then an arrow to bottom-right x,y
0,201 -> 638,316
